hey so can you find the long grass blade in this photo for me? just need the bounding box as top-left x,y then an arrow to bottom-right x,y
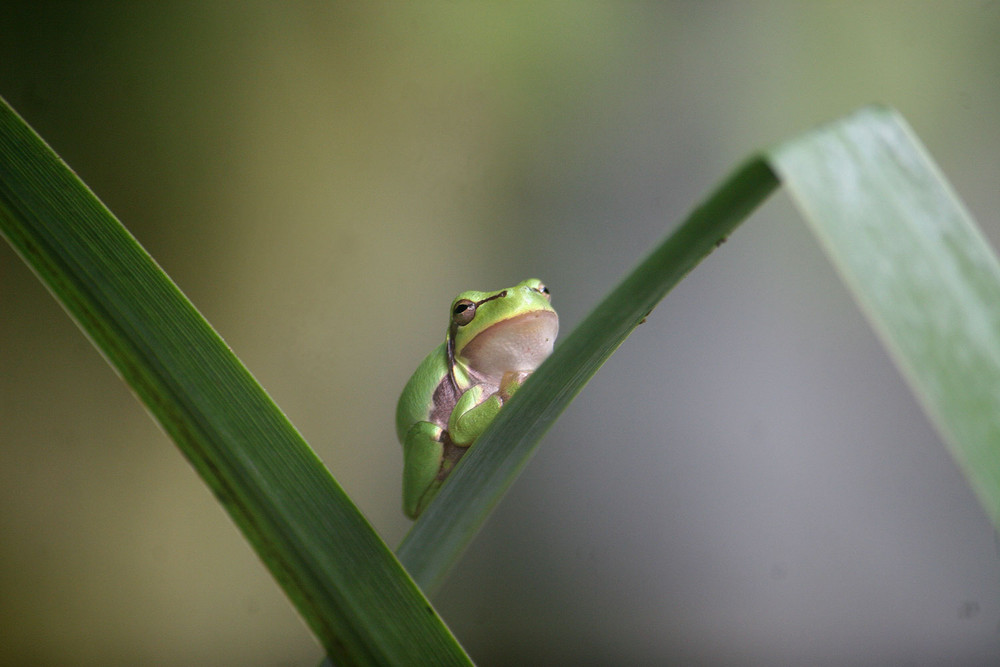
399,105 -> 1000,597
397,159 -> 780,591
0,98 -> 470,665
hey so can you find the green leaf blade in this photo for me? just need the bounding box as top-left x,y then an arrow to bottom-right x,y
398,158 -> 781,592
401,105 -> 1000,596
768,106 -> 1000,524
0,98 -> 471,665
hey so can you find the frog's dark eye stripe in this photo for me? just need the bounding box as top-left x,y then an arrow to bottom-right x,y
478,290 -> 507,305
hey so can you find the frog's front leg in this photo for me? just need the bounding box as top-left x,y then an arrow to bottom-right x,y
402,421 -> 446,519
449,371 -> 532,446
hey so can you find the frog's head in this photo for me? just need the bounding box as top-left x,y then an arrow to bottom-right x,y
447,278 -> 559,380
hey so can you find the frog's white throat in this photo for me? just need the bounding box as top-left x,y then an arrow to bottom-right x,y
458,310 -> 558,378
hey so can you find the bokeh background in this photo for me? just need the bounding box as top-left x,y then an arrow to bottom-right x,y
3,2 -> 1000,665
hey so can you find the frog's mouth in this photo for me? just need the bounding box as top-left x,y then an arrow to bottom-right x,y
459,309 -> 559,377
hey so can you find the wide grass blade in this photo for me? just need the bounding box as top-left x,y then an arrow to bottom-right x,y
400,105 -> 1000,595
0,99 -> 470,665
769,106 -> 1000,529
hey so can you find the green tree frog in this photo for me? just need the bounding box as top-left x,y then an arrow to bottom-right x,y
396,279 -> 558,518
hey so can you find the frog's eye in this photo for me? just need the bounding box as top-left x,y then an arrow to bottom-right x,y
536,283 -> 550,299
452,299 -> 477,326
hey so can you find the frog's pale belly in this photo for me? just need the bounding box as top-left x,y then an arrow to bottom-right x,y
459,310 -> 558,377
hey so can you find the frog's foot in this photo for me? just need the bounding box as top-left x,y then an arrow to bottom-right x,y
436,435 -> 471,482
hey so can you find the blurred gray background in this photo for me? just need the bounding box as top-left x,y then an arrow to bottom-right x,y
3,3 -> 1000,665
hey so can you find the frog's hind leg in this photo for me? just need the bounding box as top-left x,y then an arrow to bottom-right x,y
402,421 -> 445,519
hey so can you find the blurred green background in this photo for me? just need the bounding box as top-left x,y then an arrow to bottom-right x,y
3,2 -> 1000,665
